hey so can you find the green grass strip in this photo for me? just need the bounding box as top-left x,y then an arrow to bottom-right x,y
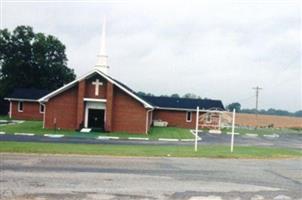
0,142 -> 301,159
0,121 -> 194,140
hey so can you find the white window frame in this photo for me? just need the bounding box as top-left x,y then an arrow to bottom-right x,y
206,113 -> 212,123
186,111 -> 192,122
18,101 -> 24,112
39,104 -> 45,113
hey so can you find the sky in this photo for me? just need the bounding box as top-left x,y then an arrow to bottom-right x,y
1,0 -> 301,111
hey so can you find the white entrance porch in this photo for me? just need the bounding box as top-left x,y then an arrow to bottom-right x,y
84,98 -> 107,128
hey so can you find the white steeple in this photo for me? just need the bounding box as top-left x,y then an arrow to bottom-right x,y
95,16 -> 109,74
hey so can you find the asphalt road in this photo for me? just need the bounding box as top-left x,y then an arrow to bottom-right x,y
0,153 -> 301,200
0,132 -> 301,149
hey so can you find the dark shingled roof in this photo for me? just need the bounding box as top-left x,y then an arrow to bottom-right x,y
6,88 -> 50,100
105,73 -> 224,111
141,96 -> 225,110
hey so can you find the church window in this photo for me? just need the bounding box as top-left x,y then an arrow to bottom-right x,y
186,111 -> 192,122
40,104 -> 45,113
18,102 -> 23,112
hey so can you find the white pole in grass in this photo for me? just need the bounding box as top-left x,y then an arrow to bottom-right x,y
195,106 -> 199,152
230,108 -> 236,153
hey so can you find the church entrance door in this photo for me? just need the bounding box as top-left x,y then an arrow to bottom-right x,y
88,109 -> 105,130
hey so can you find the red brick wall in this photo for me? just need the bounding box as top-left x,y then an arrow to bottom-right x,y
76,80 -> 86,129
11,101 -> 43,120
85,75 -> 107,99
45,86 -> 78,130
152,110 -> 220,129
147,110 -> 153,131
153,110 -> 197,129
105,82 -> 114,131
112,86 -> 148,134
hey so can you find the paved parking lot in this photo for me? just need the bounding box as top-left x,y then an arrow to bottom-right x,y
199,132 -> 302,149
0,132 -> 301,149
1,153 -> 301,200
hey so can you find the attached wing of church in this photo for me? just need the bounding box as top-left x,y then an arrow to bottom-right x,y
4,18 -> 224,134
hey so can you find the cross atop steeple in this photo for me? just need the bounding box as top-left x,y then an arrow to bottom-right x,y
95,16 -> 109,74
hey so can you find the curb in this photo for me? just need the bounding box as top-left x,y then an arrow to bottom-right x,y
190,130 -> 202,141
3,132 -> 199,143
44,134 -> 64,138
158,138 -> 179,142
128,137 -> 149,140
14,133 -> 35,136
226,132 -> 240,135
263,134 -> 279,138
245,133 -> 258,137
97,136 -> 119,140
180,139 -> 194,142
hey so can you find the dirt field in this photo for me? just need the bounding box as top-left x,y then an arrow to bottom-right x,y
223,112 -> 302,128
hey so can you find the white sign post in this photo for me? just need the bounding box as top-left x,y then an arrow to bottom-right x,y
230,109 -> 236,153
195,106 -> 200,152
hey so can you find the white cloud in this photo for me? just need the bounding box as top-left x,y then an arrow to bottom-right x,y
2,0 -> 301,111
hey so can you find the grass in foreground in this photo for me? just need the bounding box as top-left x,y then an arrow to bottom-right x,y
0,121 -> 193,140
0,141 -> 301,158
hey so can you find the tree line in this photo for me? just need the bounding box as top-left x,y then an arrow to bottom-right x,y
226,102 -> 302,117
137,91 -> 206,99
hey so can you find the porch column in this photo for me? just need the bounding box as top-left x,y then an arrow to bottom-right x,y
105,82 -> 114,131
76,80 -> 86,129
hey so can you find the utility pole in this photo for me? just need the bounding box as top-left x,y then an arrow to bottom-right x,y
252,86 -> 262,129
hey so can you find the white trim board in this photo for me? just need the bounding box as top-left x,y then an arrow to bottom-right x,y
84,98 -> 107,102
39,69 -> 153,109
4,98 -> 38,102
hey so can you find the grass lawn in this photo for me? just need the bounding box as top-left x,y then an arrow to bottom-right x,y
0,120 -> 194,140
0,141 -> 301,158
0,121 -> 75,135
0,115 -> 10,120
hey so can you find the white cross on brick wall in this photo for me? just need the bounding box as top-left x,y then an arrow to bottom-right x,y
92,79 -> 103,96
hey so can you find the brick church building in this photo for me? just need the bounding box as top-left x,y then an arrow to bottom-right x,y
5,19 -> 224,134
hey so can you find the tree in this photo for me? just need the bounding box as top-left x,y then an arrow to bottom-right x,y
183,93 -> 198,99
137,91 -> 154,97
294,110 -> 302,117
226,102 -> 241,112
0,26 -> 76,97
170,93 -> 180,98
